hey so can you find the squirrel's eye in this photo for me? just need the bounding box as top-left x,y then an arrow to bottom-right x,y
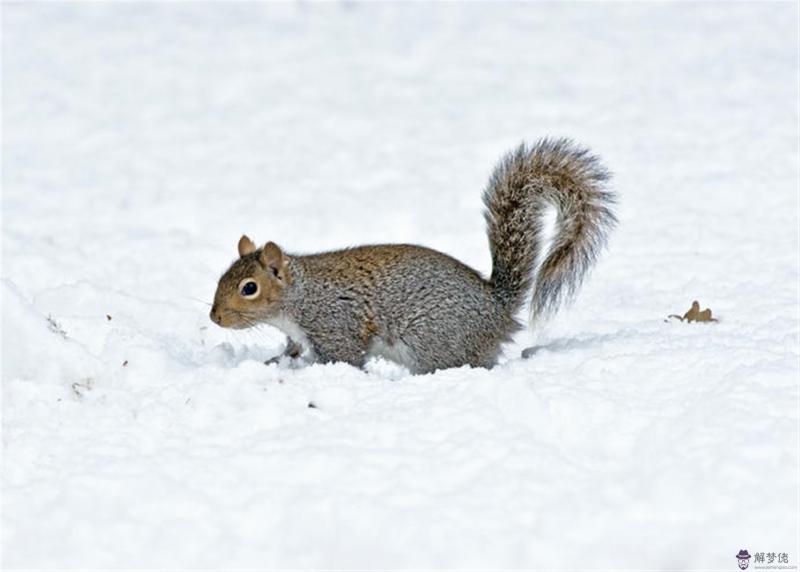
240,280 -> 259,298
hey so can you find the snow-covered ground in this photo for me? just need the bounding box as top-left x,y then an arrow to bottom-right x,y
2,2 -> 798,569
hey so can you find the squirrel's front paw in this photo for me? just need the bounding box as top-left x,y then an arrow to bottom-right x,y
264,338 -> 314,368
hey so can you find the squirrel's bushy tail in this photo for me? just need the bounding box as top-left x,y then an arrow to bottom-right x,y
483,138 -> 617,321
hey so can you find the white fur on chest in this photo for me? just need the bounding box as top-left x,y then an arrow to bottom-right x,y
267,316 -> 313,353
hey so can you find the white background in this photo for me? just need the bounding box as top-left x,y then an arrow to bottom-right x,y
2,2 -> 798,569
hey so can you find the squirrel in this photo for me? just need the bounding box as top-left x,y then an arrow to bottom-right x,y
210,138 -> 617,374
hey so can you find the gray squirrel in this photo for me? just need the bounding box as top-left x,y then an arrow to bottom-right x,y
210,138 -> 617,374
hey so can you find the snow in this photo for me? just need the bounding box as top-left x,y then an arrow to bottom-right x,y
2,2 -> 798,569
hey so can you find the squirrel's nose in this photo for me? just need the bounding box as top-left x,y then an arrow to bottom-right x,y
210,306 -> 223,325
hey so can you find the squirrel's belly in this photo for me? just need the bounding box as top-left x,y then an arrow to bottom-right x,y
364,338 -> 418,372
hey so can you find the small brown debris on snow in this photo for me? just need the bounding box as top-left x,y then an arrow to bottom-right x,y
668,300 -> 718,323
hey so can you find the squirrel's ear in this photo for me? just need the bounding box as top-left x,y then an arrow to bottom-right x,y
259,241 -> 287,280
238,235 -> 256,257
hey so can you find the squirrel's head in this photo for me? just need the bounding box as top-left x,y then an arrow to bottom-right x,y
210,235 -> 291,329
